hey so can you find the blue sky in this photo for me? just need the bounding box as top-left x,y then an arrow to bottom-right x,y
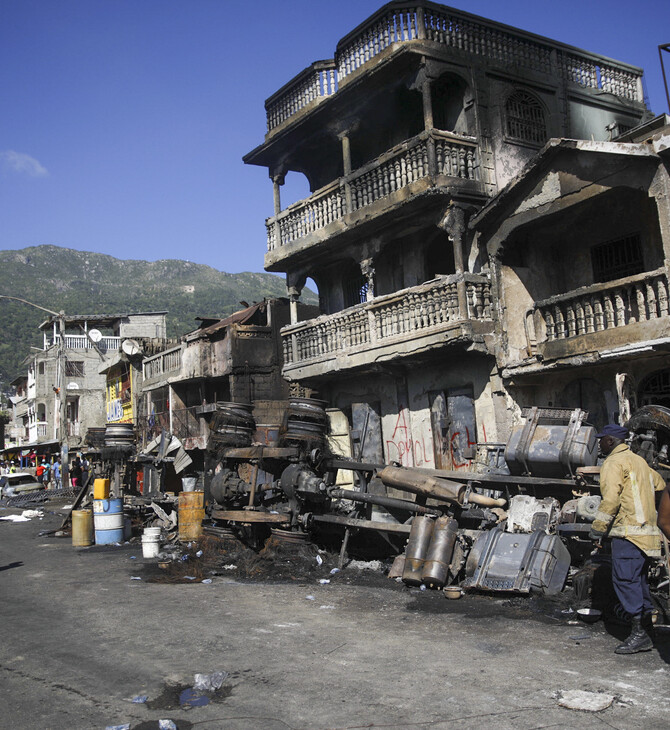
1,0 -> 668,274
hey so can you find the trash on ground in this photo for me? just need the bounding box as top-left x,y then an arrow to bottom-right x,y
347,559 -> 383,571
320,605 -> 336,610
130,576 -> 142,581
319,579 -> 330,584
557,690 -> 615,712
330,568 -> 340,575
0,515 -> 32,522
105,725 -> 130,730
131,695 -> 148,703
202,578 -> 213,584
316,554 -> 323,566
184,575 -> 197,580
306,595 -> 315,600
159,721 -> 178,730
179,686 -> 210,708
193,671 -> 228,692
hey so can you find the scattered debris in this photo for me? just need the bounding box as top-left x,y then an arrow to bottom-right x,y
130,576 -> 142,581
557,690 -> 615,712
130,695 -> 148,704
193,671 -> 228,692
159,721 -> 178,730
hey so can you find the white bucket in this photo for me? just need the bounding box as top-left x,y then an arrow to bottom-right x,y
182,477 -> 197,492
144,526 -> 161,537
142,532 -> 161,559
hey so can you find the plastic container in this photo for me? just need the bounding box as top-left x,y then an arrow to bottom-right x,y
93,478 -> 111,500
93,498 -> 124,544
178,491 -> 205,541
142,528 -> 161,558
181,477 -> 197,492
72,509 -> 94,547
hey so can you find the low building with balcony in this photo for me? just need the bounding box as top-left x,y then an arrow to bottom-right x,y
6,312 -> 167,460
139,299 -> 318,466
244,1 -> 651,468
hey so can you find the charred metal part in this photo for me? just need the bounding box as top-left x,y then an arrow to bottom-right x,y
505,495 -> 560,534
421,516 -> 458,588
211,508 -> 290,524
304,512 -> 412,535
271,527 -> 309,543
575,494 -> 602,522
281,397 -> 329,445
409,465 -> 579,490
328,487 -> 440,516
218,446 -> 300,459
505,408 -> 598,478
402,515 -> 435,586
464,527 -> 571,594
625,405 -> 670,438
209,402 -> 256,448
209,469 -> 250,505
379,466 -> 465,505
280,463 -> 327,501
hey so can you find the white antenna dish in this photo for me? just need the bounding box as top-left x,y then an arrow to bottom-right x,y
88,329 -> 103,343
67,382 -> 80,390
122,339 -> 141,356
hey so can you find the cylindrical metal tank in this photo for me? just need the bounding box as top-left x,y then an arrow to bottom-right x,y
505,424 -> 598,478
402,515 -> 435,586
421,516 -> 458,588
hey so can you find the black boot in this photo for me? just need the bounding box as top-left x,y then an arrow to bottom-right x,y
614,616 -> 653,654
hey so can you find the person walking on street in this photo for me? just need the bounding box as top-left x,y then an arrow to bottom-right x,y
53,459 -> 61,490
70,458 -> 82,488
590,424 -> 666,654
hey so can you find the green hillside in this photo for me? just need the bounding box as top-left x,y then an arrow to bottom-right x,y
0,245 -> 315,389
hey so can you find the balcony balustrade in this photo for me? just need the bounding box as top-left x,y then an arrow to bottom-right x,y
44,334 -> 121,351
282,273 -> 491,369
529,268 -> 669,350
143,346 -> 182,381
265,2 -> 643,133
267,130 -> 479,251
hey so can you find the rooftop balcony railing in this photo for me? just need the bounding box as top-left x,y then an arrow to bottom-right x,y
44,334 -> 121,351
267,129 -> 478,251
527,267 -> 669,352
282,273 -> 491,368
265,2 -> 644,133
143,346 -> 182,381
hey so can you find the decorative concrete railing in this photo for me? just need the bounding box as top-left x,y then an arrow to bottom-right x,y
282,274 -> 491,365
266,2 -> 643,132
267,130 -> 478,250
45,334 -> 121,351
143,346 -> 182,380
36,422 -> 48,438
265,60 -> 338,132
532,268 -> 669,345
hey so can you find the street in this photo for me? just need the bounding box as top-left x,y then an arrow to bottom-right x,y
1,501 -> 670,730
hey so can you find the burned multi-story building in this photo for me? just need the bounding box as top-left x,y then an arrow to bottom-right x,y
243,1 -> 662,468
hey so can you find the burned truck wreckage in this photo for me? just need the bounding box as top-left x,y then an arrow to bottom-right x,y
201,399 -> 670,604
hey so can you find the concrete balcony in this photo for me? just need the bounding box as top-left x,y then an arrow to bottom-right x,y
281,273 -> 493,380
523,267 -> 670,366
263,1 -> 644,136
44,334 -> 121,352
142,345 -> 183,385
265,129 -> 482,269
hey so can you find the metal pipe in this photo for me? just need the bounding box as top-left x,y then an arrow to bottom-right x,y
378,466 -> 465,504
329,488 -> 440,516
307,512 -> 411,535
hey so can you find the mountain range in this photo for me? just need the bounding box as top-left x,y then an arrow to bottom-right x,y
0,245 -> 314,391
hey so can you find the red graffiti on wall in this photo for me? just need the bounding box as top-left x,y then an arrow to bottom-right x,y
450,426 -> 477,469
385,409 -> 433,466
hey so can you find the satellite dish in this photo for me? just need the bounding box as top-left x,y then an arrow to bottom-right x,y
88,329 -> 103,343
122,339 -> 141,356
67,382 -> 80,390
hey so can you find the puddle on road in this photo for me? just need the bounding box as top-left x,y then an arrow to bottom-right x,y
145,681 -> 233,711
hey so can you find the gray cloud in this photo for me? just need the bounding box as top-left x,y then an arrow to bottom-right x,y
1,150 -> 49,177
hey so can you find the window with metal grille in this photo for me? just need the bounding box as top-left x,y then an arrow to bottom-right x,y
65,361 -> 85,377
591,234 -> 643,283
505,90 -> 546,145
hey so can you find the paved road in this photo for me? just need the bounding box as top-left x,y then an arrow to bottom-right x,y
1,501 -> 670,730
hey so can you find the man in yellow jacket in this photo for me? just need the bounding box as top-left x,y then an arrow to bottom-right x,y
590,424 -> 666,654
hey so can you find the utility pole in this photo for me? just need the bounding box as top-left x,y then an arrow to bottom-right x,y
0,296 -> 69,487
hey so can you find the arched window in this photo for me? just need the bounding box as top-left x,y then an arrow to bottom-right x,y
638,369 -> 670,408
505,90 -> 547,146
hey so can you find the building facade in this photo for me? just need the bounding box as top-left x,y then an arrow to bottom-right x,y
244,1 -> 658,469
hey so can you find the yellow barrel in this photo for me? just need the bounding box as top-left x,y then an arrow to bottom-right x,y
178,490 -> 205,541
72,509 -> 94,547
93,478 -> 111,500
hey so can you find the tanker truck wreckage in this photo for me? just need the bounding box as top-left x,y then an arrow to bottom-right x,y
203,400 -> 670,604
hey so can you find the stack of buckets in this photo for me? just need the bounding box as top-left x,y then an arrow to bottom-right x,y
92,478 -> 124,545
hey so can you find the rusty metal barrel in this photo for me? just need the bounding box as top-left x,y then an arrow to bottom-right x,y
421,516 -> 458,588
178,490 -> 205,541
402,515 -> 435,586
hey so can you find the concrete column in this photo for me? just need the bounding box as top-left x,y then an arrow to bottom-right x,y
288,284 -> 302,325
271,172 -> 285,249
421,78 -> 437,176
340,132 -> 353,213
439,204 -> 468,318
